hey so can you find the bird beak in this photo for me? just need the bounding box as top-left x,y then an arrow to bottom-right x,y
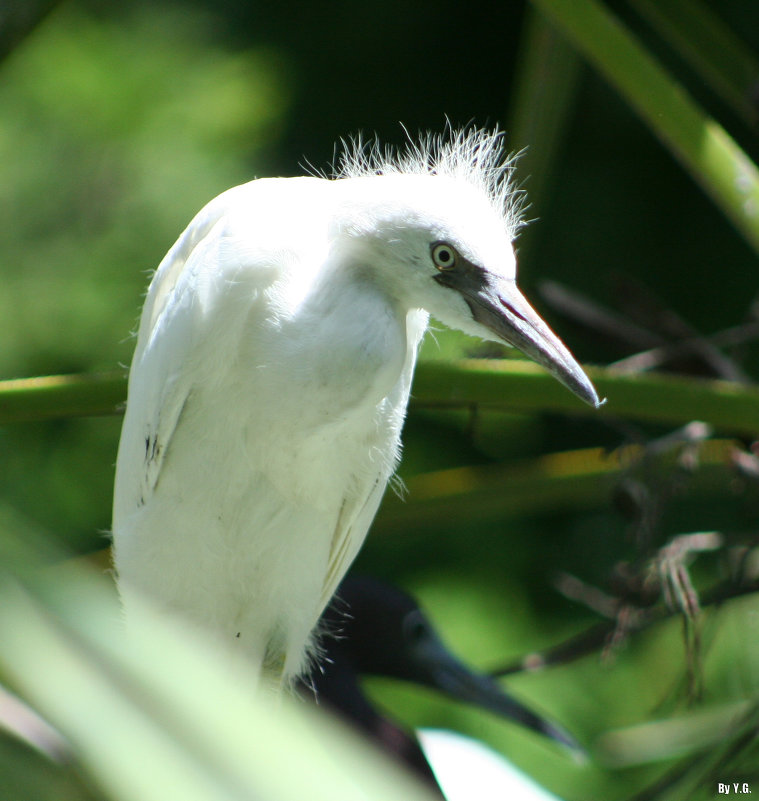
408,619 -> 583,755
436,266 -> 601,408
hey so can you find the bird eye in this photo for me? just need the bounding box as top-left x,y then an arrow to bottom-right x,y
431,242 -> 458,271
403,611 -> 429,644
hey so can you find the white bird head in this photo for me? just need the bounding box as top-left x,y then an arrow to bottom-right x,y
329,128 -> 600,408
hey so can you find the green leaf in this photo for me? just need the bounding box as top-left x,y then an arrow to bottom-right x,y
627,0 -> 759,128
597,698 -> 759,767
507,7 -> 583,222
530,0 -> 759,256
0,554 -> 437,801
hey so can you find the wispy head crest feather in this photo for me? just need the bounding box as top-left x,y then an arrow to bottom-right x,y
331,124 -> 528,239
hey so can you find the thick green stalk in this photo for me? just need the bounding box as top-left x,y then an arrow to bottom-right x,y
507,6 -> 583,225
531,0 -> 759,256
412,360 -> 759,436
374,440 -> 735,537
0,372 -> 126,423
627,0 -> 759,128
2,363 -> 758,435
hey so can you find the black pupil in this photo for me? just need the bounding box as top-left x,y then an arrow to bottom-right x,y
410,621 -> 426,641
438,248 -> 451,264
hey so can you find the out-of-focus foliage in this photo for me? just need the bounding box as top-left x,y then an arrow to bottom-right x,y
2,0 -> 759,799
0,3 -> 289,377
0,538 -> 438,801
0,1 -> 290,551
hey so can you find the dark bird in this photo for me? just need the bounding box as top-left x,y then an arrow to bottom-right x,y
307,576 -> 582,796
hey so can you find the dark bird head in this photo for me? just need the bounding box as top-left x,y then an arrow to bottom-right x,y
313,576 -> 583,756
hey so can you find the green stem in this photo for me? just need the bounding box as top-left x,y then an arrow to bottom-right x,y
507,7 -> 583,224
2,362 -> 758,436
411,359 -> 759,436
374,439 -> 735,536
627,0 -> 759,128
0,372 -> 126,423
531,0 -> 759,256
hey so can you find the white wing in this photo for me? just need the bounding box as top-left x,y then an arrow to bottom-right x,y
319,307 -> 428,611
113,182 -> 272,521
320,479 -> 386,610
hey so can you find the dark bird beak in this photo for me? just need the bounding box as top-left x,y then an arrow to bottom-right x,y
435,263 -> 601,408
406,613 -> 583,756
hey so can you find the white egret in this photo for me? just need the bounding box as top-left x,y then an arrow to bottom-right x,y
112,128 -> 600,687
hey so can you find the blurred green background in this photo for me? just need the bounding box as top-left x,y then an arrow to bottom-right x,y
2,0 -> 759,798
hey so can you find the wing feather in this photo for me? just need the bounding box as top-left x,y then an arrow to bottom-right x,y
320,478 -> 386,610
318,308 -> 428,611
114,185 -> 254,519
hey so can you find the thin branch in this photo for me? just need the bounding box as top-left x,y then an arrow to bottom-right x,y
490,577 -> 759,678
539,280 -> 665,351
611,321 -> 759,376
